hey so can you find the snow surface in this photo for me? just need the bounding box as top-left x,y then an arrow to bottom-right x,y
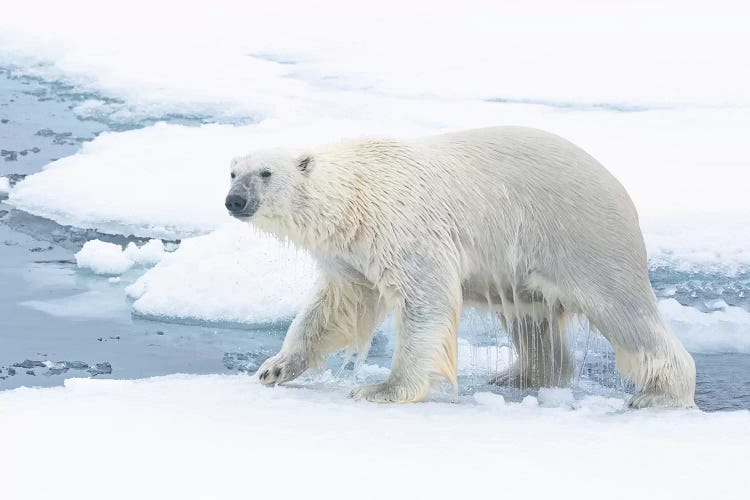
126,222 -> 318,326
1,1 -> 748,115
0,176 -> 9,196
1,374 -> 748,499
642,216 -> 750,275
74,240 -> 136,275
123,238 -> 165,266
75,238 -> 165,275
659,299 -> 750,354
11,124 -> 251,238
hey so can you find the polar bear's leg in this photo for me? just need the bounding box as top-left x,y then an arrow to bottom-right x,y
258,279 -> 386,386
581,292 -> 696,408
351,277 -> 462,403
491,315 -> 573,388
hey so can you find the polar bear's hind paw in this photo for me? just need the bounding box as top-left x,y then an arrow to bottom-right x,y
350,380 -> 427,403
628,390 -> 696,409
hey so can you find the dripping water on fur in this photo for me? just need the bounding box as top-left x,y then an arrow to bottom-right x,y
456,277 -> 629,402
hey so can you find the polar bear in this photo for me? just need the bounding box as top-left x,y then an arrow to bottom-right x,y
225,126 -> 696,408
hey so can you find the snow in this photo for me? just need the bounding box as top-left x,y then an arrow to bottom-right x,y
123,239 -> 165,265
643,216 -> 750,275
472,391 -> 506,409
10,124 -> 249,239
660,299 -> 750,354
75,238 -> 165,275
125,222 -> 318,326
0,374 -> 747,499
0,176 -> 9,196
537,387 -> 576,408
0,1 -> 748,118
74,240 -> 135,275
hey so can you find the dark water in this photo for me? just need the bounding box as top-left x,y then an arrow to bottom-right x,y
694,353 -> 750,411
0,67 -> 107,176
0,64 -> 748,411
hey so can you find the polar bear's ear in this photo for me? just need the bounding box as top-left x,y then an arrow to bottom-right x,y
297,155 -> 312,173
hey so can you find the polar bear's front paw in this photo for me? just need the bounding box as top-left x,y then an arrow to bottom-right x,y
257,351 -> 308,386
350,380 -> 428,403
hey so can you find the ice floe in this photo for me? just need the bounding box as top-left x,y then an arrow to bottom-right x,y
125,222 -> 318,326
659,298 -> 750,353
75,238 -> 165,275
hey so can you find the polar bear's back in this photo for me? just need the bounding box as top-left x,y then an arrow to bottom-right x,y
408,126 -> 640,236
416,126 -> 636,217
372,126 -> 646,294
315,126 -> 647,295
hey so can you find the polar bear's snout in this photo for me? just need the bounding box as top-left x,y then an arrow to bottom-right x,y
225,193 -> 247,214
225,182 -> 260,218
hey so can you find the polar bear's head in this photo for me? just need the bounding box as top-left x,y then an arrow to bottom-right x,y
225,149 -> 313,230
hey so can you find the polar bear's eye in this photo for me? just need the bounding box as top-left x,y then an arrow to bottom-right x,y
298,156 -> 311,172
259,170 -> 272,178
230,172 -> 236,179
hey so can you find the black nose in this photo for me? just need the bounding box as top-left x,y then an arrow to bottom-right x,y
225,194 -> 247,214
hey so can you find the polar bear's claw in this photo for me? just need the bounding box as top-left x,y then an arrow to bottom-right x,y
257,351 -> 307,386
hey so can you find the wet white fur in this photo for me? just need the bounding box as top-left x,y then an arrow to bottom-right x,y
235,126 -> 696,407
